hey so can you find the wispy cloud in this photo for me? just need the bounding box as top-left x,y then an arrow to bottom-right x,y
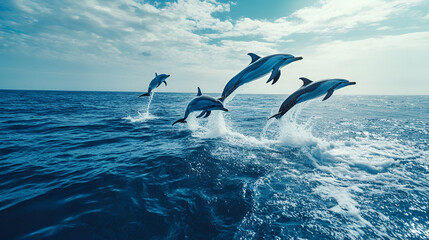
210,0 -> 424,41
2,0 -> 424,63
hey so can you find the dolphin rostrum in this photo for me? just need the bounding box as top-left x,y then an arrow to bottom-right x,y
172,87 -> 229,126
218,53 -> 303,102
269,77 -> 356,119
139,72 -> 170,97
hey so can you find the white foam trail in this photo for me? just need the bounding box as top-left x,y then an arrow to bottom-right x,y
302,131 -> 425,238
124,92 -> 157,122
312,136 -> 422,174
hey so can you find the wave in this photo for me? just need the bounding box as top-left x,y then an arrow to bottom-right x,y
182,102 -> 426,238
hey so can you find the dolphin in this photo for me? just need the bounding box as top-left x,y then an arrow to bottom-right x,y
269,77 -> 356,119
172,87 -> 229,126
218,53 -> 303,102
139,72 -> 170,97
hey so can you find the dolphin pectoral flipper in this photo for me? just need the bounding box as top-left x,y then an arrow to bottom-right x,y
248,53 -> 261,64
323,89 -> 335,101
266,62 -> 283,84
203,111 -> 211,118
164,81 -> 167,86
196,110 -> 207,118
266,68 -> 280,84
272,71 -> 281,85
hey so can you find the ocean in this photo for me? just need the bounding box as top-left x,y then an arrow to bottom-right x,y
0,90 -> 428,239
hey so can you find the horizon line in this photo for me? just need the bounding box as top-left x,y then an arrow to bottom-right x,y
1,88 -> 428,96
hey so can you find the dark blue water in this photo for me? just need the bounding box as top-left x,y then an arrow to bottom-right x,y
1,90 -> 428,239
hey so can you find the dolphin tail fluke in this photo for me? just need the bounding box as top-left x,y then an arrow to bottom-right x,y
268,112 -> 283,120
139,92 -> 150,97
172,118 -> 187,126
218,96 -> 225,102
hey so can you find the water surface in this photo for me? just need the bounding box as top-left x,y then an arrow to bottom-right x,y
0,90 -> 428,239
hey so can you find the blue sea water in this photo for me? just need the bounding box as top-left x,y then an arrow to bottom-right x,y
0,90 -> 428,239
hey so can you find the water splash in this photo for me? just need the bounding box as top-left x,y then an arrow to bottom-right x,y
260,102 -> 319,147
187,111 -> 230,138
145,92 -> 155,114
276,115 -> 318,146
205,111 -> 230,137
124,92 -> 157,122
187,111 -> 275,148
185,99 -> 318,147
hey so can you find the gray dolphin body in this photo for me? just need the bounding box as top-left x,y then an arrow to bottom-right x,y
139,73 -> 170,97
269,77 -> 356,119
219,53 -> 303,102
172,87 -> 229,126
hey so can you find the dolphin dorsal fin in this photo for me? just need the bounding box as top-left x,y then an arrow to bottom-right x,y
299,77 -> 313,87
155,72 -> 158,77
197,87 -> 202,96
248,53 -> 261,64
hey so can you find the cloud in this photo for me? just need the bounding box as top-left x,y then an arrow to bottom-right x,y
139,51 -> 151,57
0,0 -> 427,93
1,0 -> 278,91
376,26 -> 393,31
210,0 -> 424,41
2,0 -> 424,64
1,0 -> 235,63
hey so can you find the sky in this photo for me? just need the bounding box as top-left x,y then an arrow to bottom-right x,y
1,0 -> 429,95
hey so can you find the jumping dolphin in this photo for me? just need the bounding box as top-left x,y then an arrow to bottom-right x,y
139,72 -> 170,97
172,87 -> 229,126
218,53 -> 303,102
269,77 -> 356,119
